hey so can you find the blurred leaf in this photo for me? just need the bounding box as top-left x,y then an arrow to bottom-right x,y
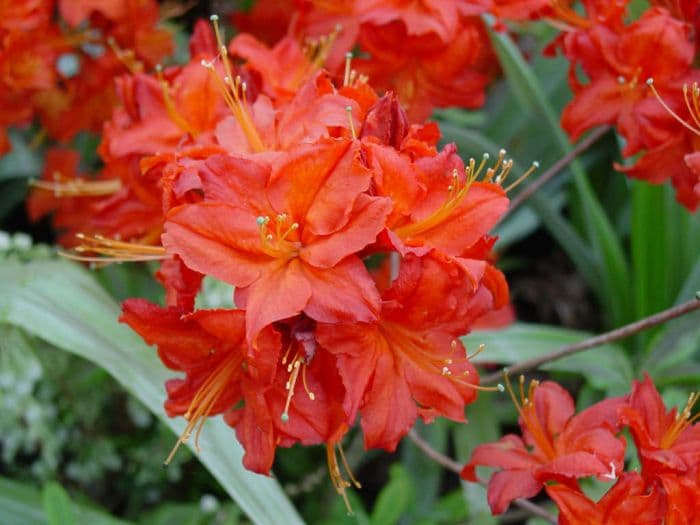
400,420 -> 448,524
0,131 -> 42,180
0,476 -> 131,525
464,323 -> 633,393
318,490 -> 370,525
140,502 -> 241,525
0,258 -> 304,525
42,482 -> 76,525
370,464 -> 415,525
453,395 -> 499,525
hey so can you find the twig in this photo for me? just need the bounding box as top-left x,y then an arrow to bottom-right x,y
505,126 -> 610,214
481,296 -> 700,385
406,429 -> 558,524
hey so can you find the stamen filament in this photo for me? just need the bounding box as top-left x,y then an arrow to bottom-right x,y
345,106 -> 357,140
504,161 -> 540,193
30,177 -> 122,197
647,78 -> 700,137
156,65 -> 199,137
343,52 -> 352,87
59,233 -> 168,263
164,353 -> 242,465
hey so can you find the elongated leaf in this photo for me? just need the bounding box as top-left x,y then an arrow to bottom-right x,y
464,323 -> 633,393
370,465 -> 414,525
0,258 -> 304,525
487,22 -> 631,328
42,483 -> 76,525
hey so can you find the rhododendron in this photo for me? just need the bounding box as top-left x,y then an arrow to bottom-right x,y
13,3 -> 700,523
462,378 -> 626,514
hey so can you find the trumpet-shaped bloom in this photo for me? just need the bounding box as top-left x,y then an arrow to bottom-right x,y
163,140 -> 391,343
462,380 -> 626,514
317,252 -> 494,451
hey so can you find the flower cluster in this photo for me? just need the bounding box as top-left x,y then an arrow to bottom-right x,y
493,0 -> 700,209
25,13 -> 525,504
234,0 -> 497,121
0,0 -> 172,156
463,374 -> 700,523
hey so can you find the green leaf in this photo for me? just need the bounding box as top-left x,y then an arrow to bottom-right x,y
464,323 -> 633,393
0,258 -> 304,525
400,420 -> 448,523
370,464 -> 415,525
42,482 -> 76,525
0,476 -> 131,525
453,395 -> 499,525
486,21 -> 631,327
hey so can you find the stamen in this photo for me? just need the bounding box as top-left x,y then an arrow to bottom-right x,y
503,371 -> 556,458
683,83 -> 700,130
345,106 -> 357,140
163,353 -> 242,466
30,176 -> 121,197
343,52 -> 353,87
281,354 -> 303,423
204,16 -> 266,152
647,78 -> 700,137
155,65 -> 199,137
106,37 -> 143,74
59,233 -> 168,263
304,25 -> 341,71
326,442 -> 360,515
504,161 -> 540,193
466,343 -> 486,360
661,391 -> 699,448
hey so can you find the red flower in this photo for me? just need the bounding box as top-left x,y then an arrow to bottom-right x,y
658,473 -> 700,525
462,380 -> 626,515
546,473 -> 664,525
121,301 -> 348,475
618,374 -> 700,479
560,8 -> 695,156
162,140 -> 391,343
356,16 -> 493,121
316,252 -> 495,451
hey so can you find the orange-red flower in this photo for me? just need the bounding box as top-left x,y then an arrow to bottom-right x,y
462,380 -> 626,515
618,374 -> 700,480
163,140 -> 391,343
546,473 -> 664,525
317,252 -> 496,451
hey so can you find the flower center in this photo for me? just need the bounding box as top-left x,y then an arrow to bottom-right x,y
394,149 -> 537,240
256,214 -> 302,260
660,391 -> 700,449
504,375 -> 558,460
